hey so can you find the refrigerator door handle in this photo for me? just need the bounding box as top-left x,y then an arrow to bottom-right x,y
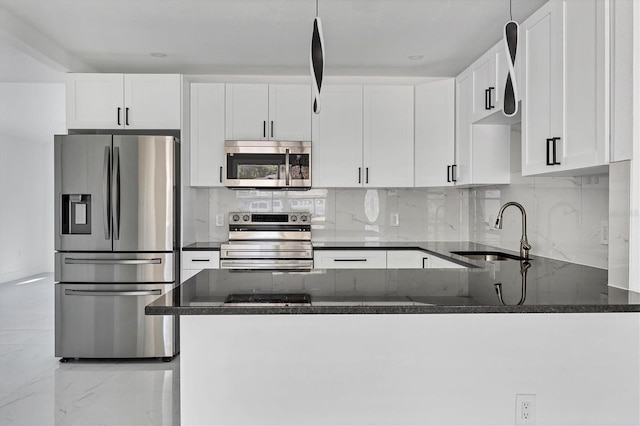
112,146 -> 120,240
103,146 -> 111,239
64,258 -> 162,265
64,289 -> 162,297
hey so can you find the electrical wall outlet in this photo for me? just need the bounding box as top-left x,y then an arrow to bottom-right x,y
600,220 -> 609,245
215,214 -> 225,227
390,213 -> 399,227
516,394 -> 536,425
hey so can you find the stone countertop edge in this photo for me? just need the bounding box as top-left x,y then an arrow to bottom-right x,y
146,302 -> 640,316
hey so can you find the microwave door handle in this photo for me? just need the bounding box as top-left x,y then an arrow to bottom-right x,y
285,148 -> 290,186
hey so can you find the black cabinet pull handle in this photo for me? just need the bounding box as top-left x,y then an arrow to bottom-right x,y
219,166 -> 223,183
553,137 -> 561,165
263,121 -> 266,138
365,167 -> 369,184
488,87 -> 495,109
485,88 -> 490,110
447,165 -> 451,183
546,138 -> 553,166
334,258 -> 367,262
358,167 -> 361,184
270,121 -> 274,138
451,164 -> 457,182
125,108 -> 129,126
117,107 -> 121,125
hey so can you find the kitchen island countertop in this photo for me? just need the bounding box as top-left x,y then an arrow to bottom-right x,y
150,241 -> 640,315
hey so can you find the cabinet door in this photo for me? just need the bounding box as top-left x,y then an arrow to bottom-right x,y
363,86 -> 414,187
560,0 -> 608,170
225,84 -> 269,140
455,71 -> 472,185
312,85 -> 364,188
190,83 -> 225,186
268,85 -> 311,141
123,74 -> 181,129
414,79 -> 455,187
471,53 -> 495,122
386,250 -> 427,269
522,1 -> 559,175
493,43 -> 507,114
314,250 -> 387,269
66,74 -> 124,129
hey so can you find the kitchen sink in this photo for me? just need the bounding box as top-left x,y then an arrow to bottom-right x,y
450,251 -> 528,262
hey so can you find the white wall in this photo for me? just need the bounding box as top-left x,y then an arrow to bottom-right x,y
0,83 -> 65,282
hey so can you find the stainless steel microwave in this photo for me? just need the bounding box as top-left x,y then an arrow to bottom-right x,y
224,140 -> 311,189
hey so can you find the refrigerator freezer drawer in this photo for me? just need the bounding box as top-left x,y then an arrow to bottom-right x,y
55,283 -> 177,358
55,252 -> 174,283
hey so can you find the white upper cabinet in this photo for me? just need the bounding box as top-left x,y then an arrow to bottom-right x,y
471,53 -> 497,122
313,85 -> 414,188
522,0 -> 609,176
67,74 -> 181,130
456,68 -> 511,186
190,83 -> 226,187
363,85 -> 414,187
414,79 -> 456,187
455,70 -> 473,185
225,84 -> 311,141
268,85 -> 312,141
312,85 -> 364,188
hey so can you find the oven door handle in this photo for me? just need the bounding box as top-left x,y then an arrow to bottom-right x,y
220,261 -> 313,270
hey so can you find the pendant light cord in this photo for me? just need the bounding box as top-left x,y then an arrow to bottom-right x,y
509,0 -> 513,21
316,0 -> 319,17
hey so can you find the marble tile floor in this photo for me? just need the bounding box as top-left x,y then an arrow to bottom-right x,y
0,273 -> 180,426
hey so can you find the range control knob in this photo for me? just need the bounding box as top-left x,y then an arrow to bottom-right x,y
242,214 -> 250,222
232,214 -> 240,222
300,215 -> 308,222
291,215 -> 298,222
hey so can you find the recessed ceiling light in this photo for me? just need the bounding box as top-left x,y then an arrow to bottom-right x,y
408,55 -> 424,61
150,53 -> 167,58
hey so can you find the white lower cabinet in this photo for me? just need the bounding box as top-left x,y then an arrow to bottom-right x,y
313,250 -> 387,269
182,251 -> 220,283
386,250 -> 466,269
316,249 -> 466,269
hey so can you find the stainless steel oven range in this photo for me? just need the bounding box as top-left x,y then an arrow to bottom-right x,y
220,212 -> 312,270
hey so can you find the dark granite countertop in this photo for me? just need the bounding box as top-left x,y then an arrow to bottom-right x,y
149,242 -> 640,315
183,242 -> 223,251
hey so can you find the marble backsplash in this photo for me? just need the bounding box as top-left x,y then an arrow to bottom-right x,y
193,175 -> 609,269
193,187 -> 469,243
468,173 -> 609,269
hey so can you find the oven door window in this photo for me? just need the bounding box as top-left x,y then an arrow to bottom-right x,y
226,153 -> 286,180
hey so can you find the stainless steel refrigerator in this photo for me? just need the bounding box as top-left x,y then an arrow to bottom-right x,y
54,134 -> 179,360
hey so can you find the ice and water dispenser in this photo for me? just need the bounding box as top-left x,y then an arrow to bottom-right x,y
61,194 -> 91,234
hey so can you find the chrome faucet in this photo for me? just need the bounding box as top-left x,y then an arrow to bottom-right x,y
495,201 -> 531,259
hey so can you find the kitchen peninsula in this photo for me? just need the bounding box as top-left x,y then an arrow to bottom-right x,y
147,242 -> 640,425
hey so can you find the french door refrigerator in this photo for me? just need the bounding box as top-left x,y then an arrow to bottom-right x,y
54,134 -> 179,360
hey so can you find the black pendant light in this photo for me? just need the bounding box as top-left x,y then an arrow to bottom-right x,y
503,0 -> 519,117
310,0 -> 325,114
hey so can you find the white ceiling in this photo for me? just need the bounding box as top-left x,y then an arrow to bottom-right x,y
0,0 -> 547,82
